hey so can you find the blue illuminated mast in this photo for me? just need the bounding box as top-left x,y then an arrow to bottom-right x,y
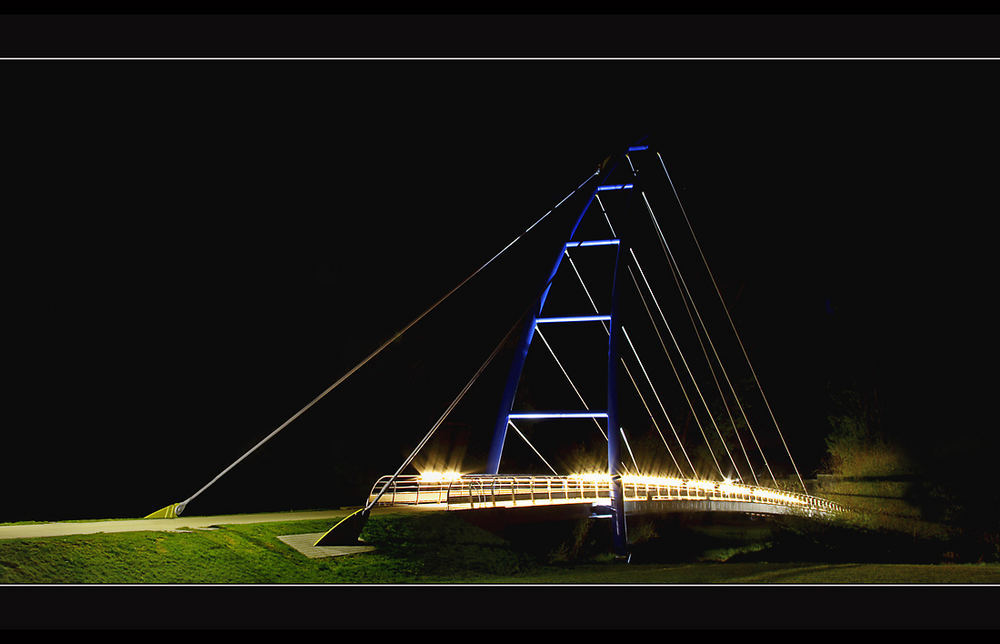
486,144 -> 641,556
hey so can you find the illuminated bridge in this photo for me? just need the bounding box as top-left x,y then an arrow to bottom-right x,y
367,474 -> 845,520
152,138 -> 851,557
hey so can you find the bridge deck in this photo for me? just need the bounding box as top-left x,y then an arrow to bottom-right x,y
367,474 -> 846,519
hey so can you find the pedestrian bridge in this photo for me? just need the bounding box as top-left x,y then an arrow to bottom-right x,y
153,139 -> 858,554
367,472 -> 847,520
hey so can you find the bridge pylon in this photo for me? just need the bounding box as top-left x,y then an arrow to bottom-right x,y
486,144 -> 643,557
318,139 -> 847,551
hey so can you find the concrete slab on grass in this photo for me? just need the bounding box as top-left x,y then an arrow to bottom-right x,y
277,533 -> 375,559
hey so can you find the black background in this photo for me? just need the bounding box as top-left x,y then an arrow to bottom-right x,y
2,13 -> 999,630
4,50 -> 997,520
7,54 -> 997,522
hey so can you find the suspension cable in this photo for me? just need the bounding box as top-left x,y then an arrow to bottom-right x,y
654,152 -> 804,492
594,193 -> 618,238
177,170 -> 601,513
564,246 -> 690,476
639,189 -> 770,485
564,248 -> 609,335
625,153 -> 638,176
622,324 -> 723,479
636,188 -> 760,485
366,306 -> 529,509
628,261 -> 727,475
508,420 -> 559,475
628,255 -> 742,481
535,325 -> 607,441
535,326 -> 642,475
537,258 -> 643,475
630,216 -> 758,485
621,357 -> 690,477
619,427 -> 641,475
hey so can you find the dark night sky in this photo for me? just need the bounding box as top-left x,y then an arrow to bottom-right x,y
4,57 -> 997,523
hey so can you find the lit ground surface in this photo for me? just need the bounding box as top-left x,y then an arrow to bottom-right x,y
0,509 -> 352,540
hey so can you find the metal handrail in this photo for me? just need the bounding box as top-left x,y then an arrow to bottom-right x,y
367,475 -> 849,514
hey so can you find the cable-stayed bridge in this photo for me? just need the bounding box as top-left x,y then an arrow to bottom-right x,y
148,139 -> 848,557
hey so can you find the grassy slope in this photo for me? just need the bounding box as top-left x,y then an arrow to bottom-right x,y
2,510 -> 999,584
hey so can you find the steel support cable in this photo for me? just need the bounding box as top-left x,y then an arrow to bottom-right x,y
564,248 -> 609,335
654,153 -> 805,492
625,153 -> 638,176
534,270 -> 640,475
564,246 -> 688,476
535,325 -> 607,441
177,170 -> 601,513
635,202 -> 753,482
367,307 -> 529,510
628,254 -> 743,482
638,188 -> 768,486
620,357 -> 689,477
628,261 -> 718,462
619,427 -> 641,475
636,189 -> 760,485
633,203 -> 760,486
623,324 -> 722,478
594,194 -> 618,238
508,420 -> 559,476
620,269 -> 707,479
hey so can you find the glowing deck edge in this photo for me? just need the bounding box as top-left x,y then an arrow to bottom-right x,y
596,184 -> 634,191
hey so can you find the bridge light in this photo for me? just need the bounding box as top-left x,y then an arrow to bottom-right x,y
418,470 -> 463,482
569,472 -> 611,482
621,474 -> 684,487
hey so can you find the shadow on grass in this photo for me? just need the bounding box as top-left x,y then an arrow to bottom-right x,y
364,510 -> 957,571
567,513 -> 962,566
713,516 -> 954,565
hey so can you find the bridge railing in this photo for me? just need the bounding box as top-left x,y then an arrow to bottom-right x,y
367,474 -> 848,514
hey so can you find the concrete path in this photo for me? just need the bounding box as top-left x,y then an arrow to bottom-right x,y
276,533 -> 376,558
0,510 -> 352,541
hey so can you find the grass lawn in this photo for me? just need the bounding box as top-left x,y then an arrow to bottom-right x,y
480,561 -> 1000,584
2,510 -> 998,584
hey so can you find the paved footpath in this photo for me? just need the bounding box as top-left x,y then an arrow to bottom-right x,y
0,510 -> 351,540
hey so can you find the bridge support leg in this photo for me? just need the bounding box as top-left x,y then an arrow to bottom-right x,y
607,244 -> 629,558
486,189 -> 601,475
486,316 -> 536,475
